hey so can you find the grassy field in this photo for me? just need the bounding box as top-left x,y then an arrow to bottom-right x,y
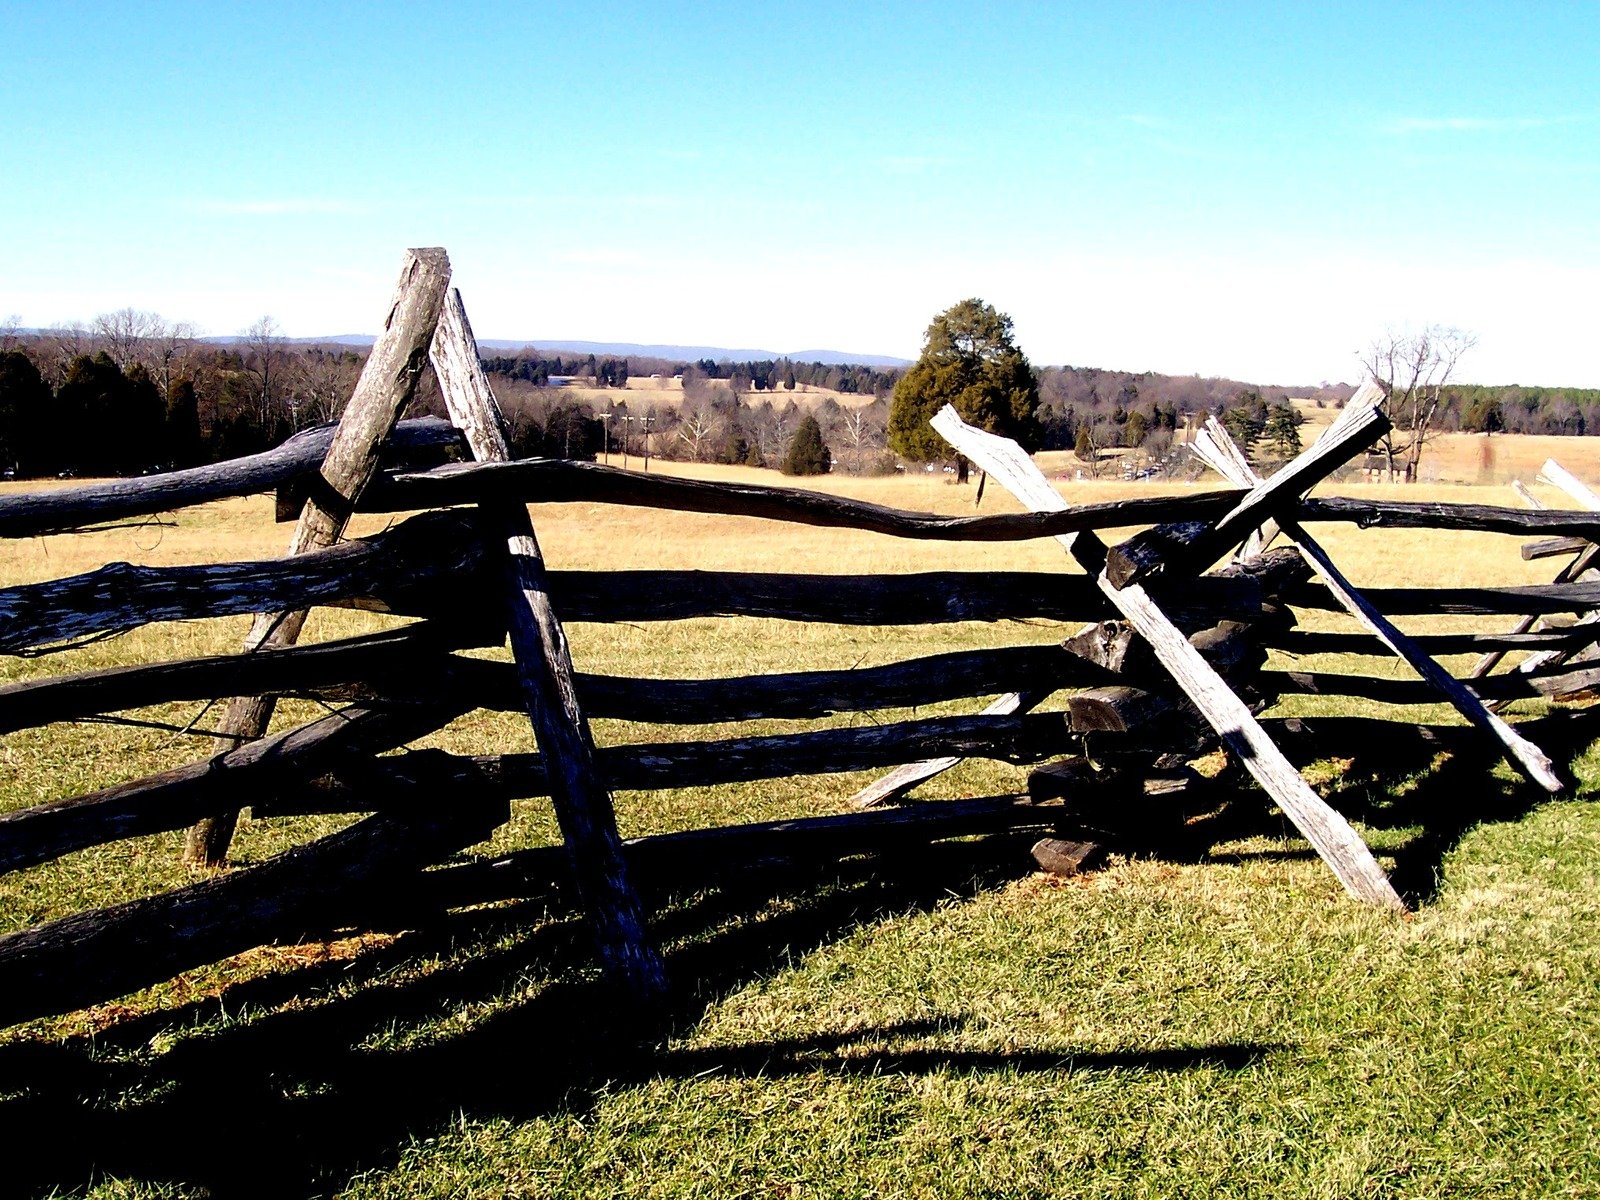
534,374 -> 881,414
2,458 -> 1600,1197
1285,400 -> 1600,485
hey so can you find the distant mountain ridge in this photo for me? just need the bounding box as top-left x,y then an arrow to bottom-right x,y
254,334 -> 911,368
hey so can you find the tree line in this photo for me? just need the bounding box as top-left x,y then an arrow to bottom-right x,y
481,350 -> 899,398
490,381 -> 889,477
0,313 -> 374,476
1,307 -> 1597,481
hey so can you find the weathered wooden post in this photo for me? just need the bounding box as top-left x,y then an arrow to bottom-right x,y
429,288 -> 669,1004
931,404 -> 1406,911
847,423 -> 1086,809
184,247 -> 453,867
1189,415 -> 1561,793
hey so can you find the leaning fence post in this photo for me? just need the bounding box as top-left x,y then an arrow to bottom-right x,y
1190,416 -> 1561,793
931,404 -> 1406,911
429,288 -> 669,1004
183,247 -> 453,868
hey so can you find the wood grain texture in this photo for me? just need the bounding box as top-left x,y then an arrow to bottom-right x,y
0,636 -> 1106,735
431,287 -> 667,1003
0,529 -> 1283,653
186,247 -> 452,867
1191,416 -> 1562,793
268,711 -> 1080,815
932,407 -> 1404,910
374,452 -> 1243,538
0,419 -> 459,540
0,510 -> 488,654
0,701 -> 464,876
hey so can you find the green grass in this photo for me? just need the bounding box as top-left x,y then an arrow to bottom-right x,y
2,477 -> 1599,1197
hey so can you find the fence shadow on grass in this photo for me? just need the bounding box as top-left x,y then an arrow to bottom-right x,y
1132,709 -> 1600,905
4,712 -> 1592,1197
0,836 -> 1280,1200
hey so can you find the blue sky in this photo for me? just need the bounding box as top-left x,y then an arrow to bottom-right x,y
2,1 -> 1596,384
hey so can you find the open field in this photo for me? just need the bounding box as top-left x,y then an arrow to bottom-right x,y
1284,400 -> 1600,485
2,463 -> 1600,1196
537,374 -> 881,413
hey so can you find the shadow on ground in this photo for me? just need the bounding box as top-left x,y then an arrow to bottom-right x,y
0,836 -> 1280,1199
1125,709 -> 1599,904
1,710 -> 1591,1197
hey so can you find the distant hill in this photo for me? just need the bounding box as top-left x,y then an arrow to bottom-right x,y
243,334 -> 911,368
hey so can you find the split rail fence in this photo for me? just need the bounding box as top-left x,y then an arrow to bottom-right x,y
2,247 -> 1599,1029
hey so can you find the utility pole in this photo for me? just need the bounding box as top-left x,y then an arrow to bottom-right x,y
596,410 -> 612,464
619,413 -> 636,470
641,413 -> 655,472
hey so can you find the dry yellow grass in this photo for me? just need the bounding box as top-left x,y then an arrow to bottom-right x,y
551,374 -> 879,413
1286,399 -> 1600,484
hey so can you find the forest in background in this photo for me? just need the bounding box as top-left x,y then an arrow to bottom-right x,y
1,313 -> 1598,479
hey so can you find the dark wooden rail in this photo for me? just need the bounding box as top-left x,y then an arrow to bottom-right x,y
0,711 -> 1075,875
368,456 -> 1600,542
0,418 -> 461,540
0,637 -> 1115,734
0,511 -> 1286,652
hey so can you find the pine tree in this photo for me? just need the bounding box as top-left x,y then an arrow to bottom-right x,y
1125,409 -> 1148,449
0,350 -> 51,475
1264,403 -> 1303,460
781,413 -> 831,475
887,298 -> 1040,464
165,377 -> 204,468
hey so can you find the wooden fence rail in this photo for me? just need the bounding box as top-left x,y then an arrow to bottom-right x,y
0,417 -> 461,540
3,263 -> 1598,1029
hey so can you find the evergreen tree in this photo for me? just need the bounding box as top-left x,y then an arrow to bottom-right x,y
1462,394 -> 1505,434
165,377 -> 204,468
781,413 -> 831,475
1125,409 -> 1148,449
123,363 -> 166,470
887,298 -> 1040,463
1074,424 -> 1095,461
1222,390 -> 1269,458
1264,403 -> 1303,459
0,350 -> 52,475
57,353 -> 141,475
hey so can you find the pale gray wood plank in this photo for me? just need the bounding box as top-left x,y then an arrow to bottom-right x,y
934,404 -> 1405,910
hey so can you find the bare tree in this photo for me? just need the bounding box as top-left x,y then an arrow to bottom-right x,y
676,394 -> 722,462
39,322 -> 90,387
1142,427 -> 1175,477
149,318 -> 198,402
291,348 -> 359,426
834,401 -> 888,474
1361,326 -> 1475,482
0,315 -> 21,351
93,308 -> 162,373
680,363 -> 711,402
87,309 -> 199,401
740,398 -> 807,469
243,315 -> 286,433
